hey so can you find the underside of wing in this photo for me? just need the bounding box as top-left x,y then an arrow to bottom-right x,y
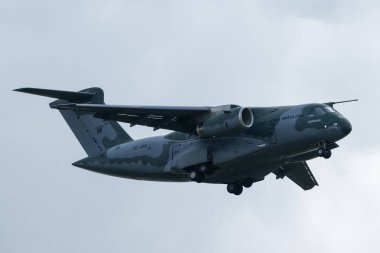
273,162 -> 318,190
53,103 -> 212,133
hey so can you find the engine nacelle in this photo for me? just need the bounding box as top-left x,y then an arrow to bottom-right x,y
196,107 -> 254,137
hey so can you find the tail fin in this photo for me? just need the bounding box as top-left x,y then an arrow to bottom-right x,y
15,87 -> 133,157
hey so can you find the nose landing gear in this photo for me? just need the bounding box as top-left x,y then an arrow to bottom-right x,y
318,147 -> 332,159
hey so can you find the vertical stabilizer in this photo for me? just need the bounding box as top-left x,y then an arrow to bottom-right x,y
15,87 -> 133,157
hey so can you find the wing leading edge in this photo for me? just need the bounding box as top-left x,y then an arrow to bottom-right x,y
52,103 -> 212,133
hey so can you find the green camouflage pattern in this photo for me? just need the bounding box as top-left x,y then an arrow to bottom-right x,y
15,87 -> 353,195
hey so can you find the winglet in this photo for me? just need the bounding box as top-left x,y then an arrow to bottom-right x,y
325,99 -> 358,107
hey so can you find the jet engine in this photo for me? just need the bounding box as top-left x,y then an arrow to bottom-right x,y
196,107 -> 254,137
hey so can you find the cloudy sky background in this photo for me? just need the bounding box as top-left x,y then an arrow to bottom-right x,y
1,0 -> 380,252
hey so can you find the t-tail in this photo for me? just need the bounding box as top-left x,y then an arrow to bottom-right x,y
14,87 -> 133,157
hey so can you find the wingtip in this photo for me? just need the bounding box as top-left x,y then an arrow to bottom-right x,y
13,88 -> 26,92
13,87 -> 35,93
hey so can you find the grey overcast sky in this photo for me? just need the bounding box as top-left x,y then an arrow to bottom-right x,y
1,0 -> 380,252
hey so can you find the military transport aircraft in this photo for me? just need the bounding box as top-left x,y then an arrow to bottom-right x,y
15,87 -> 355,195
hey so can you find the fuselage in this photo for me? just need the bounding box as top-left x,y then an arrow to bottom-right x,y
73,103 -> 352,184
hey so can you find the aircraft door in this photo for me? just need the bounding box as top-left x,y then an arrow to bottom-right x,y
268,119 -> 278,144
268,127 -> 277,144
171,144 -> 182,167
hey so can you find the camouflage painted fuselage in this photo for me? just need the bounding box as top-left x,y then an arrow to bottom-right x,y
73,103 -> 352,184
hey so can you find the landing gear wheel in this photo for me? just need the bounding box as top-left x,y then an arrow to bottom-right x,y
318,147 -> 332,159
243,178 -> 254,188
233,184 -> 243,195
323,149 -> 332,159
199,164 -> 214,175
199,164 -> 207,173
226,183 -> 244,195
189,171 -> 204,183
227,183 -> 235,194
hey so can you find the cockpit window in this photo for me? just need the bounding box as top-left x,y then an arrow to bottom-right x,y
324,106 -> 336,113
308,107 -> 326,117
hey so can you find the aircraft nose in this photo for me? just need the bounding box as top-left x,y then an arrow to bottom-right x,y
341,118 -> 352,135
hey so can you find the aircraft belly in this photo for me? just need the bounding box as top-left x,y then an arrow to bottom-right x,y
170,137 -> 268,172
211,138 -> 267,168
73,157 -> 189,182
72,136 -> 188,182
204,151 -> 285,184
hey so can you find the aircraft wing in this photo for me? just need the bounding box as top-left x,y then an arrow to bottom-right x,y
274,162 -> 318,190
52,103 -> 212,133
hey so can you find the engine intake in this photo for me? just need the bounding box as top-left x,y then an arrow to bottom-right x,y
196,107 -> 254,137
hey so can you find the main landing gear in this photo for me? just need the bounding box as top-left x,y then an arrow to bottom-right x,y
189,164 -> 214,183
189,165 -> 258,196
318,147 -> 332,159
226,178 -> 255,196
227,183 -> 243,195
189,170 -> 204,183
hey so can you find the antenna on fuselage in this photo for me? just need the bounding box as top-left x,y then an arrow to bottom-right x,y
324,99 -> 358,108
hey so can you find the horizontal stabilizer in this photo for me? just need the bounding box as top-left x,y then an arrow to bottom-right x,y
14,87 -> 132,156
14,87 -> 95,102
